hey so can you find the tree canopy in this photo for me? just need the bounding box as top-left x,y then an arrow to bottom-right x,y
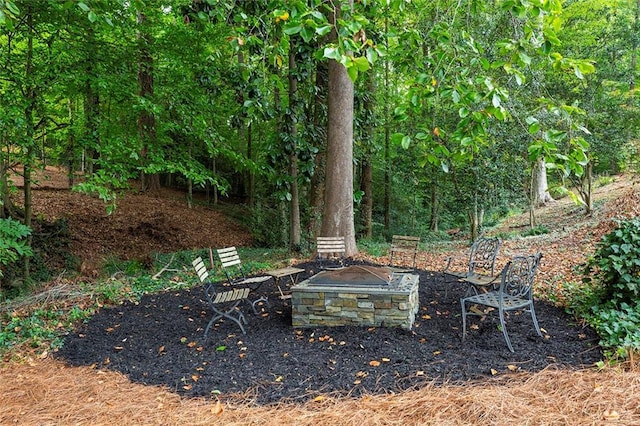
1,0 -> 638,260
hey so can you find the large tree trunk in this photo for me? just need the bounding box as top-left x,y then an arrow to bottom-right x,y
321,2 -> 357,256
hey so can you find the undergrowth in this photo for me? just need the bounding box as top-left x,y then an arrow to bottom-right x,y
563,218 -> 640,363
0,247 -> 291,357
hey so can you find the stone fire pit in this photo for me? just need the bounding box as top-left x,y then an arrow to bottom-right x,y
291,265 -> 419,330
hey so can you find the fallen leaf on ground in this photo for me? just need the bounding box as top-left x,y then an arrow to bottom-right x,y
602,409 -> 620,420
211,401 -> 224,415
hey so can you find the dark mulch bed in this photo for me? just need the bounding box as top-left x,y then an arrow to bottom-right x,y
56,260 -> 603,405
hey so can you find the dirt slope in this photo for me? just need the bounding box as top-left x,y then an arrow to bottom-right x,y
11,166 -> 253,275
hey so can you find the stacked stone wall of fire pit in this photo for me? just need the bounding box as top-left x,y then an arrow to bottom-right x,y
291,273 -> 420,330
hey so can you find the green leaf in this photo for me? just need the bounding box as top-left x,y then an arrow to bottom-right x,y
347,65 -> 358,82
301,27 -> 314,43
574,66 -> 583,79
353,56 -> 370,72
316,25 -> 332,36
323,47 -> 340,60
283,23 -> 303,35
391,133 -> 406,146
492,92 -> 501,107
518,51 -> 531,65
78,2 -> 90,12
365,47 -> 378,64
401,135 -> 411,149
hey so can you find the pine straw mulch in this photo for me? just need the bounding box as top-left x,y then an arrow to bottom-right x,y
1,357 -> 637,425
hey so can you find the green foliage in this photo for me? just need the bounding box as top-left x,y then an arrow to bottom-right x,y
0,218 -> 33,277
584,218 -> 640,304
357,238 -> 388,258
0,306 -> 93,353
591,303 -> 640,354
248,205 -> 287,249
522,225 -> 550,237
101,257 -> 147,277
568,218 -> 640,357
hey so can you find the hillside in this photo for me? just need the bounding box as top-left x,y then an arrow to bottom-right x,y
10,167 -> 640,286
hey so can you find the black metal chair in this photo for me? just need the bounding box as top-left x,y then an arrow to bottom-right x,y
192,256 -> 250,336
460,252 -> 543,352
442,236 -> 501,298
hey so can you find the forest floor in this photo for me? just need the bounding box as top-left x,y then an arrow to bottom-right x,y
2,167 -> 640,424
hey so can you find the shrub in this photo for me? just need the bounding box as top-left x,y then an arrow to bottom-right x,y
583,218 -> 640,305
591,303 -> 640,355
0,218 -> 33,278
577,218 -> 640,357
522,225 -> 550,237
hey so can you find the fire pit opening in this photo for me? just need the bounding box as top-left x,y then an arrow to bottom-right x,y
291,265 -> 420,330
306,265 -> 393,287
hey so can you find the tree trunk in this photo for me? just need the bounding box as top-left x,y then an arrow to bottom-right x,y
383,13 -> 391,234
529,166 -> 538,227
532,157 -> 553,207
247,122 -> 255,207
288,48 -> 301,249
631,0 -> 639,91
360,70 -> 376,239
22,9 -> 36,281
307,58 -> 328,239
83,27 -> 100,176
429,173 -> 439,232
360,160 -> 373,238
467,192 -> 483,241
321,2 -> 357,256
67,99 -> 76,187
581,161 -> 594,215
137,11 -> 159,193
